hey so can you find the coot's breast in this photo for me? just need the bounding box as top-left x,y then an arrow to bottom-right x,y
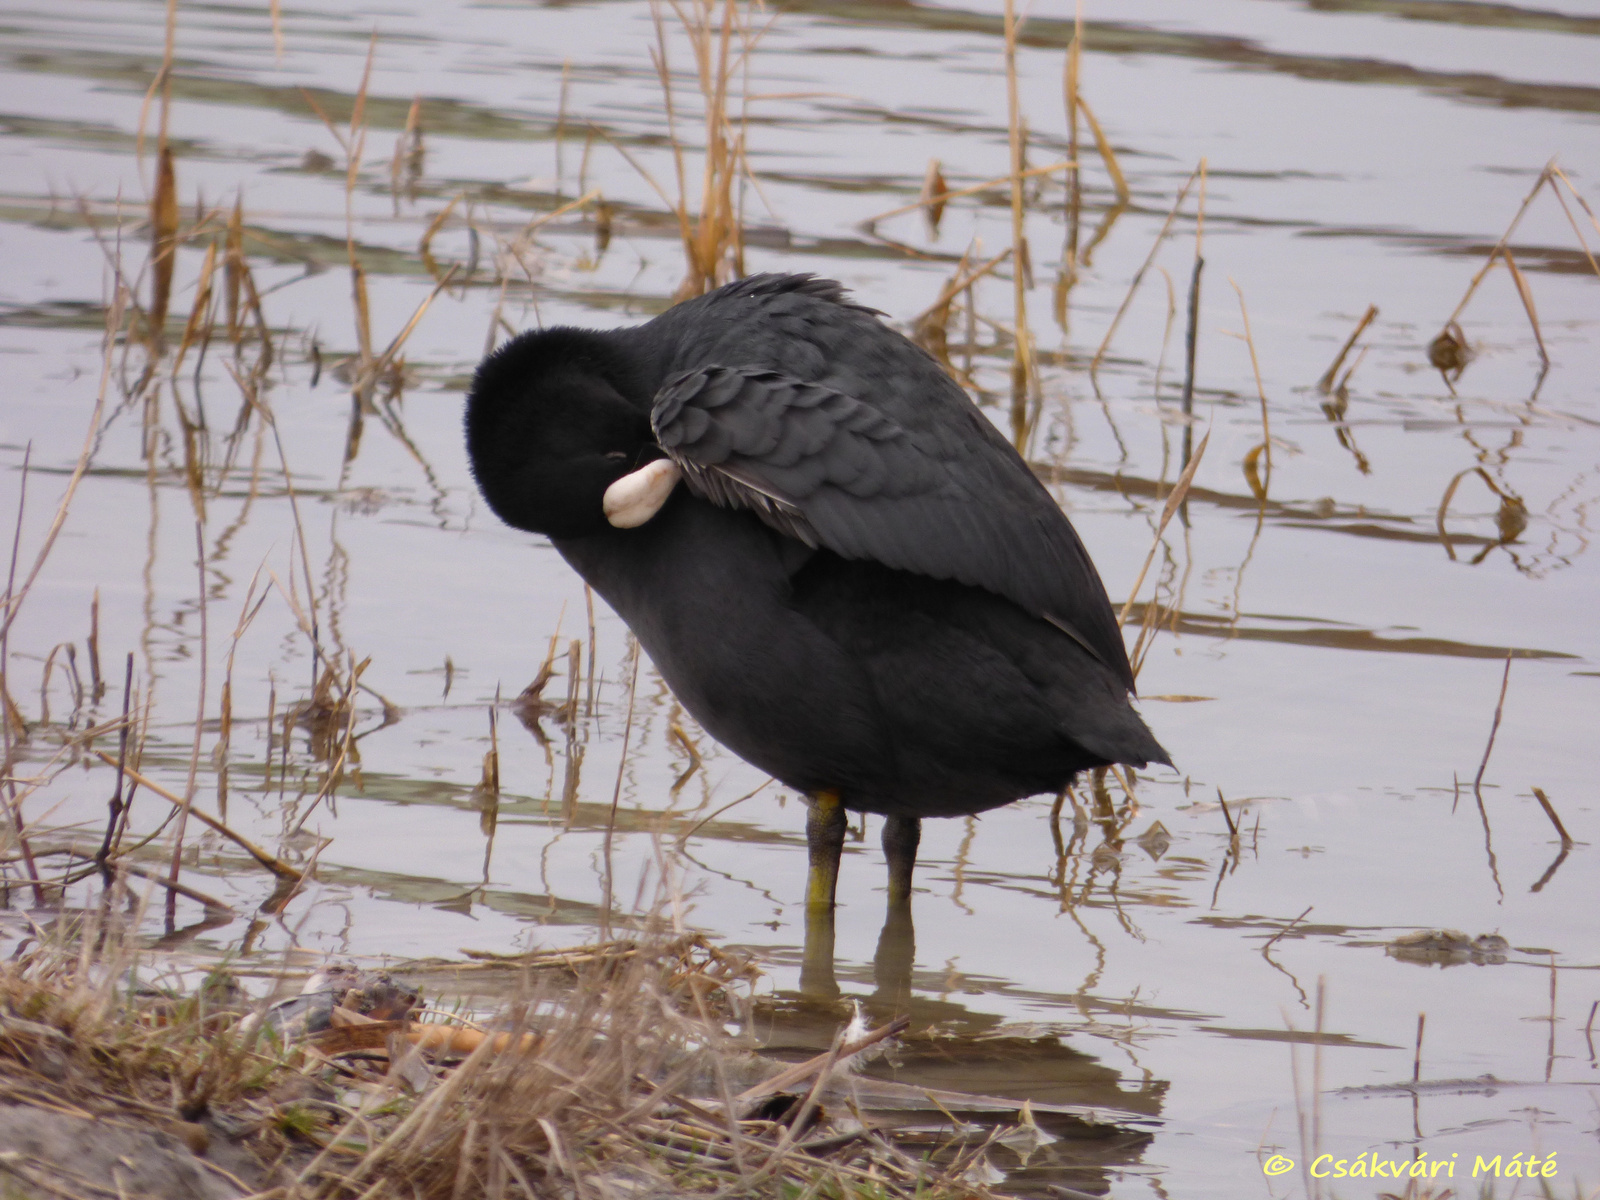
555,492 -> 1123,818
554,493 -> 895,802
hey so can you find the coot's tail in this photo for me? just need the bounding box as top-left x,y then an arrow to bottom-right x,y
1061,668 -> 1173,772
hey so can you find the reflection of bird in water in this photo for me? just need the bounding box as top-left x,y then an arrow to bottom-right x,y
465,274 -> 1168,996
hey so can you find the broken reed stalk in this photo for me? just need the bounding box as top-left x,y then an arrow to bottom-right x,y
1119,430 -> 1209,674
1471,651 -> 1513,802
148,146 -> 179,350
913,247 -> 1011,344
86,589 -> 103,703
1231,280 -> 1272,502
1429,158 -> 1598,391
1529,787 -> 1573,848
1090,164 -> 1200,383
599,644 -> 642,938
585,583 -> 599,716
675,779 -> 771,848
170,239 -> 218,377
920,158 -> 948,232
164,522 -> 210,926
1498,246 -> 1549,379
215,570 -> 273,819
135,0 -> 180,354
349,40 -> 378,407
94,750 -> 301,881
1075,93 -> 1128,206
1217,789 -> 1237,840
1547,164 -> 1600,277
95,655 -> 138,878
390,94 -> 422,214
1180,159 -> 1207,477
1440,161 -> 1553,332
287,653 -> 373,836
736,1016 -> 911,1106
866,159 -> 1073,226
1316,304 -> 1378,394
1061,7 -> 1081,289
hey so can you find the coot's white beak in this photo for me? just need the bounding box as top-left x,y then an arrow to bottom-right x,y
602,458 -> 681,528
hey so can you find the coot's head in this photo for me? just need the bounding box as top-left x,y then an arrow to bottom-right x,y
465,328 -> 678,538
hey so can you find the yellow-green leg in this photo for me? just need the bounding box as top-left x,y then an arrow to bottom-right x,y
805,790 -> 847,912
800,790 -> 847,998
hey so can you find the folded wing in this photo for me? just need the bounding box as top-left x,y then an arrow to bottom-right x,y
651,365 -> 1135,691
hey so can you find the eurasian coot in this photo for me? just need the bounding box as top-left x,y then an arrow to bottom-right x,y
465,273 -> 1168,917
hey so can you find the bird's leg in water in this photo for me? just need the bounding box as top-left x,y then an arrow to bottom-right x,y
872,814 -> 920,1005
805,790 -> 847,911
882,813 -> 921,908
800,906 -> 840,999
800,791 -> 847,998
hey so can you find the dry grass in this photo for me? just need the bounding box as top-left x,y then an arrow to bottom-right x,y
642,0 -> 767,301
0,909 -> 1026,1200
1430,157 -> 1600,396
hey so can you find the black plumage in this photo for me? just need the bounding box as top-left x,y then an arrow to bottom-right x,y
465,274 -> 1168,910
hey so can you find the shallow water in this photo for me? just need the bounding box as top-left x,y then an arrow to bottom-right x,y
3,0 -> 1599,1194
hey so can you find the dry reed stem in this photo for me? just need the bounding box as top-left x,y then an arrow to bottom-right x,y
1089,165 -> 1200,381
92,751 -> 300,881
390,94 -> 422,214
148,146 -> 180,348
171,239 -> 218,375
1315,304 -> 1377,394
1075,93 -> 1128,206
286,653 -> 371,837
1437,160 -> 1561,351
0,294 -> 124,648
1471,651 -> 1513,802
1498,246 -> 1550,374
164,520 -> 211,923
643,0 -> 765,299
600,645 -> 642,938
1530,787 -> 1573,849
1119,429 -> 1209,639
865,159 -> 1073,225
913,247 -> 1011,335
1061,5 -> 1082,286
1120,457 -> 1205,623
1003,0 -> 1035,449
223,196 -> 245,340
674,778 -> 770,847
1548,165 -> 1600,277
1230,280 -> 1273,502
921,158 -> 948,231
1180,158 -> 1207,435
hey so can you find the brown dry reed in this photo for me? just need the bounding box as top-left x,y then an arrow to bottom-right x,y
1430,158 -> 1600,397
0,908 -> 1008,1200
638,0 -> 768,301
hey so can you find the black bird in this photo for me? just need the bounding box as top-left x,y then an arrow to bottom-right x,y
465,274 -> 1168,929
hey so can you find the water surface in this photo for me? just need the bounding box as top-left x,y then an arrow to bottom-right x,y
2,0 -> 1598,1194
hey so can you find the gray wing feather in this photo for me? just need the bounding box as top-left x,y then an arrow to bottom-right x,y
651,365 -> 1134,689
